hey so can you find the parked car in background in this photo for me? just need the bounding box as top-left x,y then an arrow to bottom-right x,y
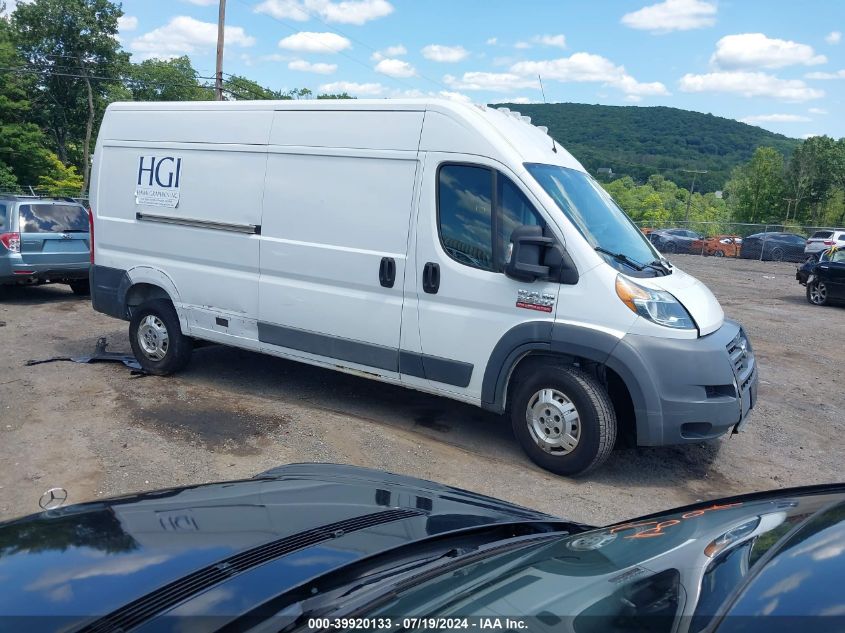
690,235 -> 742,258
0,464 -> 842,633
804,228 -> 845,261
0,195 -> 91,295
800,247 -> 845,306
739,232 -> 807,262
649,227 -> 705,254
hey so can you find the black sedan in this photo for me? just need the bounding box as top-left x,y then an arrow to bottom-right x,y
649,228 -> 705,254
739,232 -> 807,262
1,463 -> 843,633
798,247 -> 845,305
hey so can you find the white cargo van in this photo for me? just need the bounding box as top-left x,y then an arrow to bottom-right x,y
90,99 -> 757,475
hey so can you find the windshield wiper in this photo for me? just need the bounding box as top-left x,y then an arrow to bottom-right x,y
595,246 -> 646,271
647,259 -> 672,276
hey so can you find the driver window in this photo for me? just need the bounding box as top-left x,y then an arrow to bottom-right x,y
437,164 -> 495,272
497,176 -> 544,270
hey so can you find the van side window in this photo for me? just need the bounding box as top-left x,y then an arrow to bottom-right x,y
497,176 -> 543,270
438,165 -> 495,271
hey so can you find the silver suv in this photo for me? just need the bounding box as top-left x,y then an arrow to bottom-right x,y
0,195 -> 91,294
805,229 -> 845,260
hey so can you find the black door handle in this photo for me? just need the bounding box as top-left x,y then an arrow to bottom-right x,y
379,257 -> 396,288
423,262 -> 440,294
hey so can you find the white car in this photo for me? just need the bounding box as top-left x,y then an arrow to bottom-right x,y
89,99 -> 757,475
805,229 -> 845,259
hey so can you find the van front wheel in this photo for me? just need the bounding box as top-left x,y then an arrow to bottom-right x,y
129,299 -> 192,375
511,366 -> 616,476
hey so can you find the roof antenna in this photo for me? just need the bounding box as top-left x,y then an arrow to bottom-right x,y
538,75 -> 558,153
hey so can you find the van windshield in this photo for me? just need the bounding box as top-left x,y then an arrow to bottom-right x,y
525,164 -> 662,273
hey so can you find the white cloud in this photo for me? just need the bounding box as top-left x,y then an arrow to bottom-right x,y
319,80 -> 385,95
679,71 -> 824,101
277,31 -> 351,53
486,37 -> 498,45
801,132 -> 822,139
825,31 -> 842,45
510,52 -> 669,97
370,45 -> 407,61
621,0 -> 716,33
514,41 -> 532,50
254,0 -> 393,25
805,69 -> 845,80
437,90 -> 473,104
374,58 -> 416,78
740,114 -> 812,124
288,59 -> 337,74
711,33 -> 826,69
808,107 -> 827,114
118,15 -> 138,32
444,72 -> 538,92
421,44 -> 469,63
509,96 -> 538,104
131,16 -> 255,60
533,34 -> 567,48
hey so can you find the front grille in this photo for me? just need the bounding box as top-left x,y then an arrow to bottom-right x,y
80,507 -> 424,633
726,329 -> 750,376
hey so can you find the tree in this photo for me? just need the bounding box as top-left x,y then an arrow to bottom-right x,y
13,0 -> 129,193
224,74 -> 286,100
785,135 -> 838,225
127,56 -> 210,102
0,11 -> 52,187
37,152 -> 84,196
725,147 -> 785,223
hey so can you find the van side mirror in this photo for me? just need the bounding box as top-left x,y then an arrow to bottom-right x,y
504,225 -> 553,282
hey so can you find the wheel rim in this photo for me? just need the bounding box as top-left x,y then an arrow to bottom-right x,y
810,282 -> 827,304
526,388 -> 581,455
715,250 -> 724,257
771,248 -> 784,261
137,314 -> 170,360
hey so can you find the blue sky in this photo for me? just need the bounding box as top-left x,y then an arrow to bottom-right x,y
57,0 -> 845,138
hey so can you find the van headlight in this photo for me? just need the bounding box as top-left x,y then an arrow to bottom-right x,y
615,275 -> 696,330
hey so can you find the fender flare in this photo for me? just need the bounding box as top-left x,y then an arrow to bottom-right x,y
480,321 -> 659,445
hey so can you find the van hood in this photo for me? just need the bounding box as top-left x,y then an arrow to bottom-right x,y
644,267 -> 724,336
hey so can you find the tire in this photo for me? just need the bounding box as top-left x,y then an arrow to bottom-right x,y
129,299 -> 192,375
510,365 -> 616,476
69,280 -> 90,296
714,250 -> 725,258
807,281 -> 830,306
770,247 -> 784,262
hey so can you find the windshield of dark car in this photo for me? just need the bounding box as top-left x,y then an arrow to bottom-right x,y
337,493 -> 841,633
524,163 -> 661,272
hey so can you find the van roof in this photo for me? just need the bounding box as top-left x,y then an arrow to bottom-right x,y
102,99 -> 586,174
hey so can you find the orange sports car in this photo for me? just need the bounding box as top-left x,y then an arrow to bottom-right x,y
690,235 -> 743,257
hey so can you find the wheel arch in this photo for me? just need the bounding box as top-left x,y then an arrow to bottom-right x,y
481,322 -> 647,445
124,267 -> 188,333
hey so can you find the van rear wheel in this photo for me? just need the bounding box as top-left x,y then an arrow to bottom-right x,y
510,365 -> 616,476
129,299 -> 192,375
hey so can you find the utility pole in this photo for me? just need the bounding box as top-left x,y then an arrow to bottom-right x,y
783,198 -> 797,221
682,169 -> 708,223
215,0 -> 226,101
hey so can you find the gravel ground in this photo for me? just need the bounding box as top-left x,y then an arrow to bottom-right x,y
0,254 -> 842,526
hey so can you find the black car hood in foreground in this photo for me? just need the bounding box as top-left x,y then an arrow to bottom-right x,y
0,464 -> 568,632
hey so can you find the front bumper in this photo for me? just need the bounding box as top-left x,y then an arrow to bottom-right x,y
608,320 -> 757,446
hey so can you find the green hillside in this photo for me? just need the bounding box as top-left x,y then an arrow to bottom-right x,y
492,103 -> 800,192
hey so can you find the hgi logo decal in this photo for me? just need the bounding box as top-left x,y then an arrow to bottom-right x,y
135,156 -> 182,208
